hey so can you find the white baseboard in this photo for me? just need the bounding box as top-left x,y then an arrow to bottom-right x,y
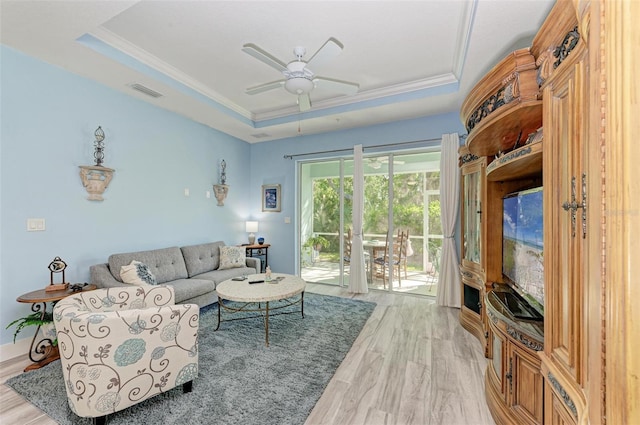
0,338 -> 30,363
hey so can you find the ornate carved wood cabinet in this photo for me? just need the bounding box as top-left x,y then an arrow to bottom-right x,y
486,289 -> 545,425
459,43 -> 545,424
532,1 -> 594,423
460,1 -> 640,423
458,147 -> 487,350
458,46 -> 543,356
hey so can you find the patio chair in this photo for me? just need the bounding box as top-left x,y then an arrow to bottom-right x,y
398,230 -> 410,280
373,230 -> 407,288
426,246 -> 441,289
344,228 -> 370,277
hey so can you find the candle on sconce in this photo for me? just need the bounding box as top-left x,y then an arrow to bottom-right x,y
213,159 -> 228,206
220,159 -> 227,185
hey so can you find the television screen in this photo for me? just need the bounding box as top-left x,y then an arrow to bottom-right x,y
502,187 -> 544,314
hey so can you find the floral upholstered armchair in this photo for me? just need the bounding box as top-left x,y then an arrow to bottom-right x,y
53,285 -> 199,425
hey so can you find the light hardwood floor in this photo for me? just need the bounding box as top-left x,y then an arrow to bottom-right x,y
0,283 -> 494,425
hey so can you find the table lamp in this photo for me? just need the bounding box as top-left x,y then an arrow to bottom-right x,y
246,221 -> 258,244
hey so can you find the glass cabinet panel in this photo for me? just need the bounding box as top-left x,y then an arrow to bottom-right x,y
493,331 -> 503,384
462,161 -> 483,265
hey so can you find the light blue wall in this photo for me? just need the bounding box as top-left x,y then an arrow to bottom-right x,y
248,113 -> 465,274
0,46 -> 253,346
1,45 -> 466,347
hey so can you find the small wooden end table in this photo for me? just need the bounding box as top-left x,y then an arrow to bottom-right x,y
243,243 -> 270,272
16,284 -> 96,371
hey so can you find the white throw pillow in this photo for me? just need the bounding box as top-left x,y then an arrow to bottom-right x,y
218,246 -> 246,270
120,261 -> 157,285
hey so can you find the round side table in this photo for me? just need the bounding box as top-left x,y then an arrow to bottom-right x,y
16,284 -> 96,371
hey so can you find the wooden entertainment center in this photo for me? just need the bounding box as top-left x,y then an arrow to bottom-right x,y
456,1 -> 640,423
459,44 -> 545,424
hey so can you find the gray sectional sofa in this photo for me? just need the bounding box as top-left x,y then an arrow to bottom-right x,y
90,241 -> 259,307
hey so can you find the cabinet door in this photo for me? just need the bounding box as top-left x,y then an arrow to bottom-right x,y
489,324 -> 507,402
461,158 -> 485,272
510,343 -> 544,424
545,382 -> 577,425
543,58 -> 586,386
459,271 -> 487,348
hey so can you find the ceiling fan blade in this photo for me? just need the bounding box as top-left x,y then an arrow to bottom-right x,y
314,76 -> 359,95
246,80 -> 285,95
242,43 -> 287,72
298,93 -> 311,112
367,160 -> 382,170
306,37 -> 343,71
379,158 -> 405,165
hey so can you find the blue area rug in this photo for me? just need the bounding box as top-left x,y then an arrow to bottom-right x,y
6,292 -> 375,425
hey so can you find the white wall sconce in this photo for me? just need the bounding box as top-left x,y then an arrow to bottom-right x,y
79,126 -> 115,201
245,221 -> 259,244
213,159 -> 228,206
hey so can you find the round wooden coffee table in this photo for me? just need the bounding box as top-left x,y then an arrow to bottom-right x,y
214,273 -> 305,347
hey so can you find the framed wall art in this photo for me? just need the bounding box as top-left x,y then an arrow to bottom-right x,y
262,184 -> 281,212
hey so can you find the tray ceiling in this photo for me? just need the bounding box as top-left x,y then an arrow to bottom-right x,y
1,0 -> 554,143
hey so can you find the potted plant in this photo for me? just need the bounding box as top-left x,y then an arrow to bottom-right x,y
303,235 -> 330,252
302,235 -> 330,265
6,310 -> 56,345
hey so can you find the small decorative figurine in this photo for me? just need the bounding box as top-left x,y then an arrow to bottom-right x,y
46,256 -> 69,292
265,266 -> 272,282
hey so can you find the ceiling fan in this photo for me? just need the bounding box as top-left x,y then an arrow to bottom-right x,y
367,157 -> 405,170
242,37 -> 359,112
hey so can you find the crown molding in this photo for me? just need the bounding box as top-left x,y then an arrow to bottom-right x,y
453,0 -> 478,79
87,27 -> 253,120
252,73 -> 459,122
87,25 -> 461,127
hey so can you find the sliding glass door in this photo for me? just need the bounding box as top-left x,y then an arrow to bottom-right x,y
299,160 -> 352,285
299,150 -> 441,296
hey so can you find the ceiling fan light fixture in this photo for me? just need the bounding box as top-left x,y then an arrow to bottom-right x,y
242,38 -> 355,111
285,77 -> 314,95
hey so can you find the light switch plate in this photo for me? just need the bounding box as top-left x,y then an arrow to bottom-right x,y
27,218 -> 45,231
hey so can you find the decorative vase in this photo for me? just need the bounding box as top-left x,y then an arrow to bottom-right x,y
79,165 -> 115,201
257,237 -> 265,245
213,184 -> 229,206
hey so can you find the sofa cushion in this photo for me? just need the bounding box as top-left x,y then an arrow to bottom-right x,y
181,241 -> 225,277
108,247 -> 188,284
169,278 -> 216,304
120,261 -> 158,285
219,246 -> 246,270
192,266 -> 257,285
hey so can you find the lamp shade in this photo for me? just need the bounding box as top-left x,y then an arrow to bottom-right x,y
245,221 -> 258,244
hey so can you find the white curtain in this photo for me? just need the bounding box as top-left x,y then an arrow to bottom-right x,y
349,144 -> 368,293
436,133 -> 462,307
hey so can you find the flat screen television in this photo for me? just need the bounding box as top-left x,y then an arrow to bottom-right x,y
502,186 -> 544,317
